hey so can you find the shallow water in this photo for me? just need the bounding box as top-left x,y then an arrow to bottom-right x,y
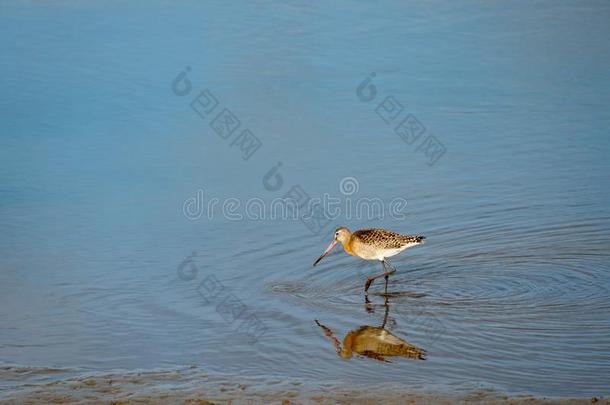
1,0 -> 610,399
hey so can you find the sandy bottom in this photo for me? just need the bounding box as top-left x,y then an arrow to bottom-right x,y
0,367 -> 607,405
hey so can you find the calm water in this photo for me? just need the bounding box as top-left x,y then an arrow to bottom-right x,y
2,0 -> 610,399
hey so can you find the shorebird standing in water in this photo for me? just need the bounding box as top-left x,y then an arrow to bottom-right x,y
313,227 -> 425,294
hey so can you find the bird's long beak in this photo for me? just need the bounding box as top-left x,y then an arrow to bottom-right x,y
313,240 -> 337,267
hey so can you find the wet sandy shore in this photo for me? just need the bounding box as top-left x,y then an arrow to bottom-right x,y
0,367 -> 606,405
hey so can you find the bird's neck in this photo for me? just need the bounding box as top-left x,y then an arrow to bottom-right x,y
340,236 -> 355,256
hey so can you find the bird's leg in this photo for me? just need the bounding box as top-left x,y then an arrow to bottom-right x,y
382,259 -> 397,295
383,258 -> 397,274
364,262 -> 389,293
364,276 -> 377,293
365,260 -> 396,293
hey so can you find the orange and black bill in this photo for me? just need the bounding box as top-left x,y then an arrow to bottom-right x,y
313,240 -> 337,267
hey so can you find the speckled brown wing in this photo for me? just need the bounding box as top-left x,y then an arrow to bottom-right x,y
352,228 -> 425,250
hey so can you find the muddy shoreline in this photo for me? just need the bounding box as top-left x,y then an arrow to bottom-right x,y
1,367 -> 606,405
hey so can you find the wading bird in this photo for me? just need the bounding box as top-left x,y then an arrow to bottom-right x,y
313,227 -> 425,293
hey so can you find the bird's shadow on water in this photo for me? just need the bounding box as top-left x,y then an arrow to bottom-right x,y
314,294 -> 427,362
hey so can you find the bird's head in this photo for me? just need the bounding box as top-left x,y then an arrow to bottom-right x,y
313,227 -> 351,267
333,227 -> 351,244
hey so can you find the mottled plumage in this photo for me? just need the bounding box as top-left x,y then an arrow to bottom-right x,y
351,228 -> 425,251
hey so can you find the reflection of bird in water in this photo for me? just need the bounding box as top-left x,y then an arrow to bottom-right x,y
315,296 -> 426,362
313,227 -> 425,294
